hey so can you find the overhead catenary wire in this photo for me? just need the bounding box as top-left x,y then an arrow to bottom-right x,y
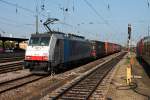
0,21 -> 32,37
0,20 -> 33,31
0,16 -> 35,29
0,0 -> 34,13
0,0 -> 47,18
84,0 -> 109,25
83,0 -> 122,44
0,0 -> 76,33
0,16 -> 36,35
0,15 -> 33,25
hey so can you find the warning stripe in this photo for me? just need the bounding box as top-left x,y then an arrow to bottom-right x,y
25,56 -> 48,61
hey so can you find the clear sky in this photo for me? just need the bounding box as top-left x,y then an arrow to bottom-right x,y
0,0 -> 150,46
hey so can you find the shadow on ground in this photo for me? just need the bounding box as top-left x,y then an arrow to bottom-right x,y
136,57 -> 150,78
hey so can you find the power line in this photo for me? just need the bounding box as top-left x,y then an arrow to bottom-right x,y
0,18 -> 34,31
0,0 -> 34,13
0,16 -> 17,23
0,0 -> 47,18
84,0 -> 109,25
83,0 -> 121,42
0,16 -> 35,28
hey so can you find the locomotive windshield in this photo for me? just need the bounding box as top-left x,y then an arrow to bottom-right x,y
29,36 -> 50,46
40,37 -> 50,46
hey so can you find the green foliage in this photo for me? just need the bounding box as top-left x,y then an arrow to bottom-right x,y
0,41 -> 16,49
0,41 -> 2,47
11,41 -> 16,48
4,41 -> 11,48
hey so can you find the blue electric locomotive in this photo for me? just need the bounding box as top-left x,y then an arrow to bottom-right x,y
24,32 -> 92,73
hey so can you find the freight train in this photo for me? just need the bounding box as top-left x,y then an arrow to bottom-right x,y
136,36 -> 150,66
24,32 -> 121,74
90,40 -> 121,58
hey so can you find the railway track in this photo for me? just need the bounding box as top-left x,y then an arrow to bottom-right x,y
0,57 -> 24,63
0,74 -> 45,94
0,61 -> 23,74
51,52 -> 125,100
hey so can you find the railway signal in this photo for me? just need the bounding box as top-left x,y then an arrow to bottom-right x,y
126,24 -> 132,85
127,24 -> 132,52
128,24 -> 131,40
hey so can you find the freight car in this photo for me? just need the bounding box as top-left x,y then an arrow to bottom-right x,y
105,42 -> 121,55
24,32 -> 91,73
91,40 -> 105,58
136,36 -> 150,65
91,40 -> 121,58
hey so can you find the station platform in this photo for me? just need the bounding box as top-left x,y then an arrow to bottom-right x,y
106,53 -> 150,100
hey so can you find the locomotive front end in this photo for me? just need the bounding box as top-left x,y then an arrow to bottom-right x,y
24,34 -> 51,73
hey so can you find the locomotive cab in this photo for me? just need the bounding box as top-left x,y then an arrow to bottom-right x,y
24,33 -> 52,73
24,32 -> 65,74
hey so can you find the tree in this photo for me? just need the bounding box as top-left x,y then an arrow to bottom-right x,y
0,41 -> 2,47
11,41 -> 16,48
4,41 -> 11,49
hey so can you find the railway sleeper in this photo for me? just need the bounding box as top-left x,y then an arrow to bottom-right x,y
78,81 -> 100,86
74,85 -> 96,89
62,92 -> 89,97
0,63 -> 22,68
63,94 -> 88,98
0,65 -> 22,70
61,96 -> 85,100
71,89 -> 93,93
0,68 -> 22,74
0,67 -> 22,72
71,88 -> 91,92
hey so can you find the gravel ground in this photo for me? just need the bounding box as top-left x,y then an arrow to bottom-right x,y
90,53 -> 126,100
0,69 -> 31,83
106,53 -> 150,100
41,52 -> 122,100
0,59 -> 105,99
0,69 -> 79,100
0,53 -> 120,100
